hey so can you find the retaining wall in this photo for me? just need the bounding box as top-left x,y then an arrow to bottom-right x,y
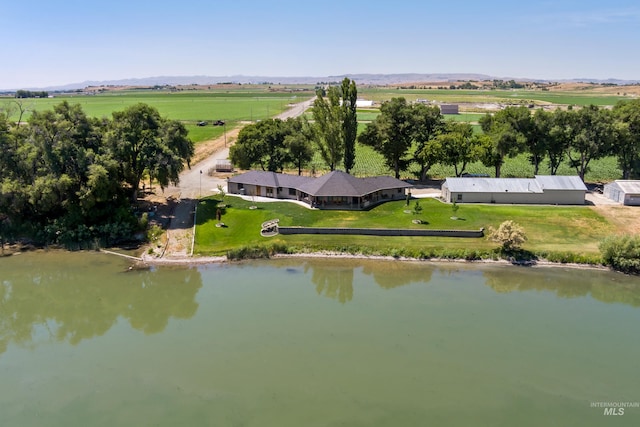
278,227 -> 484,238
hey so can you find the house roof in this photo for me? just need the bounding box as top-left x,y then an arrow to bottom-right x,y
444,175 -> 586,193
227,170 -> 313,188
228,170 -> 412,197
607,180 -> 640,194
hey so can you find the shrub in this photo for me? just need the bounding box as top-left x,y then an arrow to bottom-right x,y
599,235 -> 640,274
488,220 -> 527,251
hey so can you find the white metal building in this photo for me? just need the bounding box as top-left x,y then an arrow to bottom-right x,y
441,175 -> 587,205
603,180 -> 640,206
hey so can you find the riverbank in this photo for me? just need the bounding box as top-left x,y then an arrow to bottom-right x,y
135,249 -> 612,273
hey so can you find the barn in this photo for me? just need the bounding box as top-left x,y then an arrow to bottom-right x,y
441,175 -> 587,205
603,180 -> 640,206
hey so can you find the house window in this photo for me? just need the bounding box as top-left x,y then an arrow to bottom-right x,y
238,183 -> 244,190
397,188 -> 402,193
266,187 -> 274,197
289,188 -> 296,196
457,194 -> 462,201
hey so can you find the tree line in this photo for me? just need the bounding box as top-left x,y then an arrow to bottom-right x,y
0,102 -> 194,248
360,98 -> 640,181
231,79 -> 640,182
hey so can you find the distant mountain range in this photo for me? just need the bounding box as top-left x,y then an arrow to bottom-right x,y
6,73 -> 640,91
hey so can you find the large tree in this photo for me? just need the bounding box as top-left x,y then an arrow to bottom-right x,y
230,118 -> 293,172
436,122 -> 485,177
311,87 -> 343,171
358,97 -> 413,179
107,103 -> 194,201
411,104 -> 444,181
566,105 -> 614,181
612,100 -> 640,179
479,107 -> 528,177
284,118 -> 314,175
341,78 -> 358,173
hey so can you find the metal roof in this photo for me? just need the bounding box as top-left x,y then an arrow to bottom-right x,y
534,175 -> 587,191
444,177 -> 543,193
607,180 -> 640,194
444,175 -> 587,193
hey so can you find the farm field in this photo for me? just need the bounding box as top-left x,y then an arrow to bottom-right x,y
359,87 -> 633,106
2,89 -> 314,143
194,196 -> 615,256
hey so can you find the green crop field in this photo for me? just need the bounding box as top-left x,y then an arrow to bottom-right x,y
2,89 -> 314,142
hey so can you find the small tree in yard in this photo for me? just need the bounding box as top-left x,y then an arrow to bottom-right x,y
451,201 -> 459,219
488,220 -> 527,251
412,200 -> 423,215
217,184 -> 226,201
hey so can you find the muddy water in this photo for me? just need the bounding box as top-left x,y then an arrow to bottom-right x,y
1,252 -> 639,426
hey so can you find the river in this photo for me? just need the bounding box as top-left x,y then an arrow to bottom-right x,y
1,252 -> 639,426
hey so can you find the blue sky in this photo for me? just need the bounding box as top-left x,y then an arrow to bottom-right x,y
2,0 -> 639,89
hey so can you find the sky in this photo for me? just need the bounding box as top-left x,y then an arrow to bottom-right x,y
2,0 -> 639,89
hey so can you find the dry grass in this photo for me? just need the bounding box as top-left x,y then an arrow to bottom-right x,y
591,206 -> 640,235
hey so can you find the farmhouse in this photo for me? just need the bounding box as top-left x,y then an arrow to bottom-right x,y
441,175 -> 587,205
228,170 -> 412,210
603,180 -> 640,206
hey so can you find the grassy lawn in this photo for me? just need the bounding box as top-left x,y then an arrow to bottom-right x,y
194,196 -> 615,257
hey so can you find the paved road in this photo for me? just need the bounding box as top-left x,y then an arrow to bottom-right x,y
157,97 -> 316,258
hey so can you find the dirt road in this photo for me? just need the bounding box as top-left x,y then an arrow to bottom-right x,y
151,97 -> 316,259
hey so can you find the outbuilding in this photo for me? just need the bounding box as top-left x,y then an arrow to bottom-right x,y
441,175 -> 587,205
603,180 -> 640,206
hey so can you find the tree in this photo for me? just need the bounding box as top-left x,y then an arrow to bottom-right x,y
411,104 -> 444,181
311,86 -> 343,171
359,97 -> 413,179
612,100 -> 640,179
546,109 -> 574,175
284,118 -> 314,175
107,103 -> 194,201
566,105 -> 615,181
230,118 -> 307,173
435,122 -> 483,177
488,220 -> 527,251
528,109 -> 551,175
341,78 -> 358,173
479,107 -> 528,177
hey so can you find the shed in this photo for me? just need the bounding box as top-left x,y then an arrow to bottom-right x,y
439,104 -> 459,115
441,175 -> 586,205
603,180 -> 640,206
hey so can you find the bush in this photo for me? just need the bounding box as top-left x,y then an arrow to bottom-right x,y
488,220 -> 527,251
599,235 -> 640,274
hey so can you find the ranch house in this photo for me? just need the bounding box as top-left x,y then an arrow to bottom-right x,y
441,175 -> 587,205
228,170 -> 412,210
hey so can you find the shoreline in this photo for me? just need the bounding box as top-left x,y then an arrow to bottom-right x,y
135,250 -> 612,272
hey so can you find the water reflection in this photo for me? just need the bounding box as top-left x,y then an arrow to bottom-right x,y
482,267 -> 640,307
0,255 -> 202,355
271,258 -> 640,308
276,258 -> 434,303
